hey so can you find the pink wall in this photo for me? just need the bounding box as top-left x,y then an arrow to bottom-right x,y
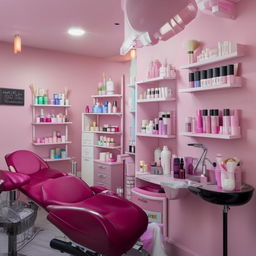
136,1 -> 256,256
0,42 -> 128,171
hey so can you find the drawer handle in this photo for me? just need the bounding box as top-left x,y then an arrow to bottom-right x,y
98,174 -> 107,178
99,165 -> 106,169
138,198 -> 148,203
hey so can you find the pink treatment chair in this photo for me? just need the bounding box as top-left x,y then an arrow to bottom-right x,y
4,150 -> 148,256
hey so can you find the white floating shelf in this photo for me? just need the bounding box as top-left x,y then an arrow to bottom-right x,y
31,104 -> 71,107
32,122 -> 72,125
94,145 -> 121,150
180,132 -> 241,139
137,97 -> 176,103
178,83 -> 241,93
180,50 -> 244,69
44,157 -> 73,162
137,133 -> 176,139
85,131 -> 122,135
83,113 -> 122,116
94,159 -> 123,166
91,94 -> 122,98
33,141 -> 72,146
125,151 -> 136,156
136,76 -> 175,85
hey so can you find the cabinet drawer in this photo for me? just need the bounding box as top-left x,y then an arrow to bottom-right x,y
82,146 -> 94,159
94,181 -> 111,190
94,162 -> 111,173
94,171 -> 111,185
82,133 -> 94,146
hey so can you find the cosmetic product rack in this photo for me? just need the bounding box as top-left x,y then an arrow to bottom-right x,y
179,42 -> 244,140
81,76 -> 125,191
31,104 -> 73,162
135,76 -> 177,177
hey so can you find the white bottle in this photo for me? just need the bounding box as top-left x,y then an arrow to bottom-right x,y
161,146 -> 171,175
154,148 -> 161,166
106,78 -> 114,95
108,101 -> 112,113
146,120 -> 154,134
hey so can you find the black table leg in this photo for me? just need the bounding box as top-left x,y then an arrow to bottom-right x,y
223,205 -> 230,256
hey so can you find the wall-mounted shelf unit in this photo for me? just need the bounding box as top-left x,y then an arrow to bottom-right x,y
31,103 -> 73,163
31,104 -> 71,108
81,75 -> 125,189
137,97 -> 176,103
180,46 -> 244,69
91,94 -> 122,98
180,132 -> 241,139
33,141 -> 72,146
179,82 -> 242,93
137,133 -> 176,139
84,113 -> 122,116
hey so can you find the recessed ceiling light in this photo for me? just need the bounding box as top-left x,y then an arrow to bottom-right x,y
67,27 -> 86,37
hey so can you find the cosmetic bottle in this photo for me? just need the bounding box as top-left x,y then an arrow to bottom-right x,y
179,158 -> 185,179
194,71 -> 201,88
162,113 -> 168,135
147,120 -> 154,134
173,158 -> 180,178
158,117 -> 163,135
185,117 -> 192,132
214,109 -> 220,133
223,109 -> 231,135
154,148 -> 162,166
235,163 -> 242,191
231,109 -> 240,136
112,101 -> 118,113
200,70 -> 207,88
227,64 -> 235,84
154,118 -> 159,134
189,72 -> 194,88
220,66 -> 227,84
107,101 -> 112,113
196,109 -> 203,133
206,69 -> 213,87
159,59 -> 167,78
161,146 -> 171,175
191,117 -> 196,133
212,67 -> 220,86
106,78 -> 114,95
210,109 -> 216,134
166,113 -> 172,135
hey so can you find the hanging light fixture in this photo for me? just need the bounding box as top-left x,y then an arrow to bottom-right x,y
14,34 -> 21,54
130,48 -> 136,59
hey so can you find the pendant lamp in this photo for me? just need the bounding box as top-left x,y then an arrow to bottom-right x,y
14,34 -> 21,54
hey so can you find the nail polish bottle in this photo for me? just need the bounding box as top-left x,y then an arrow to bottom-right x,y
200,70 -> 207,88
154,118 -> 159,134
189,72 -> 194,88
220,66 -> 227,84
227,64 -> 235,85
173,158 -> 180,179
194,71 -> 201,88
223,109 -> 231,135
212,67 -> 220,86
159,117 -> 163,135
206,69 -> 213,87
196,109 -> 203,133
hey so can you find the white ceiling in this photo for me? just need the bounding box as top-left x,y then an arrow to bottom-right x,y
0,0 -> 124,58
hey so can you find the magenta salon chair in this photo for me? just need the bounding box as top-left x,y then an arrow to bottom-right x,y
4,150 -> 148,256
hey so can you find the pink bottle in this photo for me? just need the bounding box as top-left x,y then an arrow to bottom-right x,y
210,109 -> 217,134
235,164 -> 242,191
231,109 -> 240,136
196,109 -> 203,133
202,109 -> 211,133
223,109 -> 231,135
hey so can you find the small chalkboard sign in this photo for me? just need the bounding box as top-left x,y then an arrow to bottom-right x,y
0,88 -> 25,106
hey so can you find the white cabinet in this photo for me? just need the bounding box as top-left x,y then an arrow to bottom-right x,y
81,132 -> 94,186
